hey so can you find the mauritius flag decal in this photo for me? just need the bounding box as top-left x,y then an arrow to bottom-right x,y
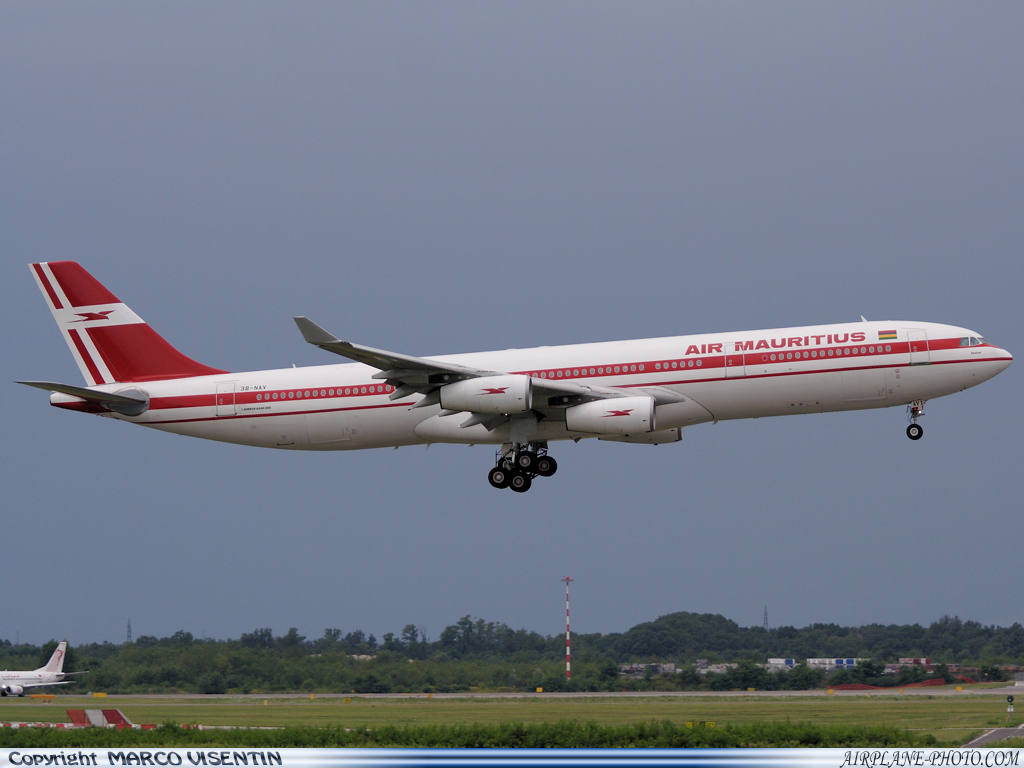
878,329 -> 897,341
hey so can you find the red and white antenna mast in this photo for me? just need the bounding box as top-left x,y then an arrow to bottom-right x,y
562,576 -> 573,680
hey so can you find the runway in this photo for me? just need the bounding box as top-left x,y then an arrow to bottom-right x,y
15,684 -> 1014,700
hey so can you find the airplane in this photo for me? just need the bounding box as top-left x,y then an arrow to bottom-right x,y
1,641 -> 84,696
19,262 -> 1012,492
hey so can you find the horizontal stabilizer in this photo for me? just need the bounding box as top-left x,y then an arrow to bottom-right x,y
17,381 -> 149,416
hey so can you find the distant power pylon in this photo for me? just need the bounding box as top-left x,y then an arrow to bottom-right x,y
763,606 -> 769,655
127,619 -> 132,644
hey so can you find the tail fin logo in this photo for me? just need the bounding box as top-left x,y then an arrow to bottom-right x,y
71,311 -> 114,322
31,262 -> 227,384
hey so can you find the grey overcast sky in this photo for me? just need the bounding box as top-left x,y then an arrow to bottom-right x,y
2,2 -> 1021,647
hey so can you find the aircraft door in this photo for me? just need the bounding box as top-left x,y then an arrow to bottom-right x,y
215,382 -> 236,416
724,343 -> 746,377
907,330 -> 930,365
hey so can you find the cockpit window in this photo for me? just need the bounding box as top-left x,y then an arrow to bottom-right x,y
959,338 -> 970,347
978,337 -> 990,345
970,337 -> 981,346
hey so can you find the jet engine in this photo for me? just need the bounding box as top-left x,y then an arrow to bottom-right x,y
0,684 -> 24,697
439,375 -> 532,414
565,396 -> 655,435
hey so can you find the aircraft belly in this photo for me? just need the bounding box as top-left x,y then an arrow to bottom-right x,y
304,406 -> 424,450
894,360 -> 996,402
149,414 -> 312,448
690,371 -> 845,420
841,368 -> 888,401
413,411 -> 579,444
305,410 -> 355,446
697,360 -> 999,421
141,399 -> 430,450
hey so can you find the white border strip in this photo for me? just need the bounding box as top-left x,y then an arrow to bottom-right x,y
3,748 -> 1022,767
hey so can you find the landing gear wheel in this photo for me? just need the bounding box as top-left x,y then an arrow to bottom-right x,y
515,452 -> 536,472
535,455 -> 558,477
907,424 -> 923,440
488,466 -> 512,489
509,473 -> 532,493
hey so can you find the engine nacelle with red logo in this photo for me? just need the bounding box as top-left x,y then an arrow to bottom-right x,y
0,684 -> 25,697
565,396 -> 655,435
439,375 -> 533,414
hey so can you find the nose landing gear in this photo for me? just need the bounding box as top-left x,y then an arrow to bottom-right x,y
487,442 -> 557,492
906,400 -> 926,440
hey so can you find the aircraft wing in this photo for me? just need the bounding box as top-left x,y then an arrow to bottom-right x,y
293,318 -> 647,421
294,317 -> 490,379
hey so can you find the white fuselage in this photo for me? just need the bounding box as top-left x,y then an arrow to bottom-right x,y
0,670 -> 66,694
58,319 -> 1015,450
56,320 -> 1011,450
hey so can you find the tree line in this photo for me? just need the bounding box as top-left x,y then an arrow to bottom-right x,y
1,612 -> 1019,694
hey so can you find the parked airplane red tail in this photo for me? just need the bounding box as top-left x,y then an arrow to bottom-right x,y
29,262 -> 226,384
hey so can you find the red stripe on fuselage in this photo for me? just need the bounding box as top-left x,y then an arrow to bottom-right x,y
149,387 -> 400,413
132,338 -> 999,422
140,358 -> 1002,425
144,400 -> 414,425
149,394 -> 214,410
512,341 -> 921,381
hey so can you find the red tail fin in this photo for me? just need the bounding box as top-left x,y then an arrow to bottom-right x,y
31,262 -> 226,384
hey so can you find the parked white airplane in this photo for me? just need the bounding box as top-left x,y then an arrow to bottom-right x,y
1,642 -> 83,696
21,262 -> 1012,492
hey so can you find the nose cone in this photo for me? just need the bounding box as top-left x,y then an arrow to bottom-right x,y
994,345 -> 1013,373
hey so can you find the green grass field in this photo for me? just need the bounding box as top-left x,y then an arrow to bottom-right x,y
3,692 -> 1020,745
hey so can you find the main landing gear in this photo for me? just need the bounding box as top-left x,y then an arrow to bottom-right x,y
906,400 -> 926,440
487,442 -> 558,492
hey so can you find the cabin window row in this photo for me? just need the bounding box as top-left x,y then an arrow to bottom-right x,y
530,361 -> 701,379
654,360 -> 703,370
763,345 -> 892,361
526,344 -> 894,379
254,385 -> 393,401
248,344 -> 899,398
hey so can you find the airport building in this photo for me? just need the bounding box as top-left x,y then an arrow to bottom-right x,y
806,657 -> 868,670
619,662 -> 677,676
